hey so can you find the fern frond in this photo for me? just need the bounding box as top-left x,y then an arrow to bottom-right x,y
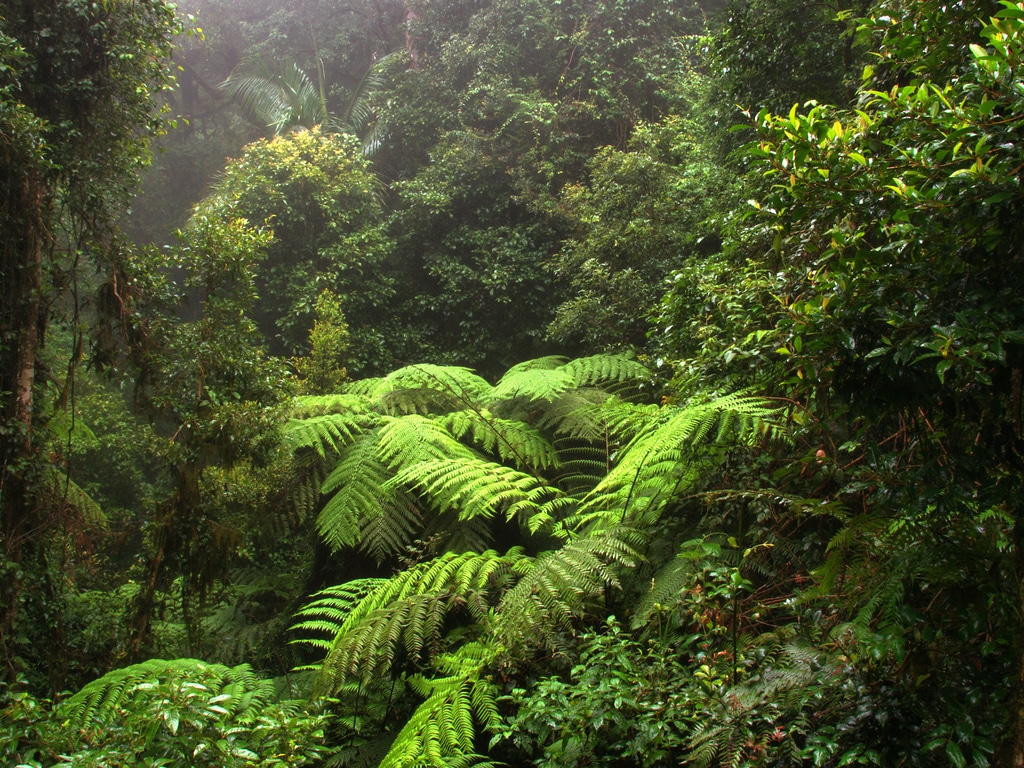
301,550 -> 525,693
379,642 -> 502,768
378,675 -> 489,768
281,448 -> 328,531
561,353 -> 651,388
41,467 -> 107,529
318,433 -> 402,553
489,357 -> 575,404
377,414 -> 476,470
291,579 -> 385,652
358,495 -> 424,564
575,395 -> 783,529
496,528 -> 642,646
368,364 -> 493,415
320,592 -> 450,683
552,441 -> 610,494
380,364 -> 493,399
284,409 -> 377,457
532,388 -> 614,436
632,551 -> 702,630
441,408 -> 560,472
392,456 -> 564,523
427,510 -> 497,555
555,399 -> 662,444
289,393 -> 374,418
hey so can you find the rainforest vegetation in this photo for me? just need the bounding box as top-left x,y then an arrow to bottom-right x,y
3,0 -> 1024,765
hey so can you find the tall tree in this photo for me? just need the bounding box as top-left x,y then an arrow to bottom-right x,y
0,0 -> 177,683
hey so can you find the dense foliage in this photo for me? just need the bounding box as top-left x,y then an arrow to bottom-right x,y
4,0 -> 1024,765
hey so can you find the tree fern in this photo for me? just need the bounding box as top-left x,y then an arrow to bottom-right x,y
491,354 -> 650,413
289,393 -> 375,419
490,362 -> 577,405
284,408 -> 378,458
353,363 -> 493,415
318,432 -> 406,553
293,550 -> 525,694
377,642 -> 503,768
283,356 -> 782,766
560,353 -> 652,389
378,673 -> 498,768
544,397 -> 660,443
441,408 -> 560,472
571,394 -> 783,531
391,456 -> 565,523
376,413 -> 476,468
495,527 -> 644,648
39,466 -> 107,529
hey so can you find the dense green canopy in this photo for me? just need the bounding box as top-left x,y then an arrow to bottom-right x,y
3,0 -> 1024,765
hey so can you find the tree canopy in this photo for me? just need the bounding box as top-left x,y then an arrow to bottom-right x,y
5,0 -> 1024,766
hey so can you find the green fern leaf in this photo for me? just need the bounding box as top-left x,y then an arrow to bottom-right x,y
318,434 -> 400,552
392,456 -> 564,522
560,353 -> 651,388
377,414 -> 476,469
57,658 -> 277,732
299,550 -> 525,693
489,357 -> 575,404
496,528 -> 642,646
289,393 -> 374,418
285,409 -> 376,457
441,408 -> 560,472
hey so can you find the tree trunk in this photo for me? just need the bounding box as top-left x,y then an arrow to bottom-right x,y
0,168 -> 48,679
404,0 -> 420,69
1007,511 -> 1024,767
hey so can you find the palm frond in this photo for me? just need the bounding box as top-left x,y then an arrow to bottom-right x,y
222,57 -> 323,134
336,59 -> 384,135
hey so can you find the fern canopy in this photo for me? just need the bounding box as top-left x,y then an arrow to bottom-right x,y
283,355 -> 783,767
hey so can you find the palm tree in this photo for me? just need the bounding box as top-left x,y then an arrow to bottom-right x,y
221,57 -> 324,136
221,55 -> 389,152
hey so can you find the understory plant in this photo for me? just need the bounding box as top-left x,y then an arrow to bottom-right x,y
286,353 -> 784,766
